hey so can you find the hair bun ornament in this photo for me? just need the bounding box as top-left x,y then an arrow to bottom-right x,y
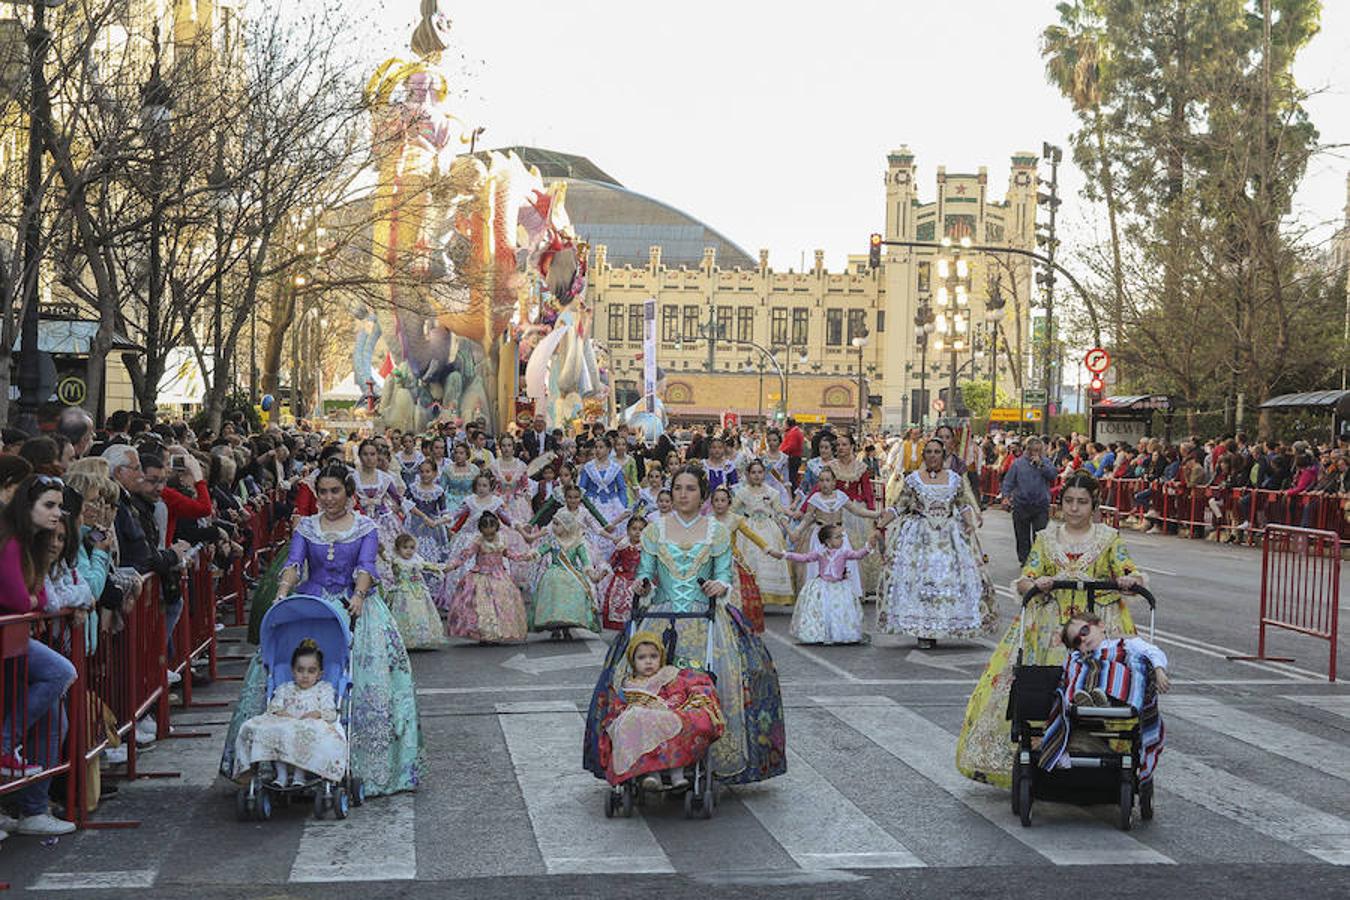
299,637 -> 319,650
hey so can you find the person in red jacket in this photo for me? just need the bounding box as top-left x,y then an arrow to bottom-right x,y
160,447 -> 212,546
780,418 -> 805,489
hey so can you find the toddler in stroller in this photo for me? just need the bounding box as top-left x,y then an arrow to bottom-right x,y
232,596 -> 362,820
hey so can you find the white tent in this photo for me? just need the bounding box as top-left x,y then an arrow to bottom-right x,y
324,371 -> 383,402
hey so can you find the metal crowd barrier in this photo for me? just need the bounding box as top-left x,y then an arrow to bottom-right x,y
1229,524 -> 1341,681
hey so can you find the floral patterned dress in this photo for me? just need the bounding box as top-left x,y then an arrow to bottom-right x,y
403,481 -> 451,564
353,468 -> 405,552
385,556 -> 450,650
715,513 -> 771,633
445,537 -> 531,644
494,457 -> 543,588
233,681 -> 347,782
583,517 -> 786,785
600,543 -> 641,631
219,514 -> 424,796
876,470 -> 996,639
784,546 -> 872,644
731,484 -> 794,606
529,533 -> 598,633
955,522 -> 1144,788
438,462 -> 480,517
600,666 -> 726,785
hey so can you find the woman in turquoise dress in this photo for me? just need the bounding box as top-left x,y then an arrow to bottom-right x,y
438,442 -> 480,513
219,463 -> 424,797
584,466 -> 786,785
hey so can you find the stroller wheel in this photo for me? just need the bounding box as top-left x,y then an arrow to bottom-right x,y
1017,776 -> 1032,828
313,790 -> 327,819
1140,780 -> 1155,821
683,790 -> 696,819
1118,781 -> 1134,831
604,790 -> 618,818
350,777 -> 365,807
334,787 -> 350,820
1011,762 -> 1022,815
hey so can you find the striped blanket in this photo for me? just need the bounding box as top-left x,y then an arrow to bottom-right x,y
1038,641 -> 1165,782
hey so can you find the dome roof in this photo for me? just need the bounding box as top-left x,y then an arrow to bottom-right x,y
491,146 -> 757,270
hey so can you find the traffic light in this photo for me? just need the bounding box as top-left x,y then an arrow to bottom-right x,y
1088,375 -> 1105,404
869,233 -> 882,270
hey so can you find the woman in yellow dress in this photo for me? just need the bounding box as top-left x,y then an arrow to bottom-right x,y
730,460 -> 795,608
955,469 -> 1147,787
710,486 -> 773,633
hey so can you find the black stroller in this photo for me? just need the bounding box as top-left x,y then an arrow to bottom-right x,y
1009,579 -> 1159,831
602,596 -> 721,821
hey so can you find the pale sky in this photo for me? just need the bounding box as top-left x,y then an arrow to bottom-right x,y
353,0 -> 1350,272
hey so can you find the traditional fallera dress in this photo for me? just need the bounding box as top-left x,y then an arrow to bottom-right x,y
795,454 -> 830,504
233,680 -> 348,782
829,457 -> 880,595
385,555 -> 450,649
441,494 -> 526,600
219,514 -> 423,796
444,535 -> 531,643
715,512 -> 771,633
784,545 -> 872,644
600,666 -> 726,786
395,450 -> 424,488
760,450 -> 793,508
580,457 -> 630,524
438,462 -> 480,516
529,512 -> 599,633
877,470 -> 996,639
494,456 -> 543,587
583,516 -> 786,785
403,481 -> 451,565
353,468 -> 405,552
955,522 -> 1144,787
613,451 -> 641,507
794,489 -> 863,596
599,542 -> 641,631
704,458 -> 739,497
731,483 -> 794,607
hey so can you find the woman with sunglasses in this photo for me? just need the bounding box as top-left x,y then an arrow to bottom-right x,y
0,475 -> 79,838
955,468 -> 1146,789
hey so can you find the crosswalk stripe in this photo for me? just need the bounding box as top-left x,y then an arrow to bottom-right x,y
1161,750 -> 1350,865
734,748 -> 925,869
1282,694 -> 1350,719
29,870 -> 159,891
496,700 -> 674,875
820,696 -> 1175,866
289,793 -> 417,882
1167,696 -> 1350,784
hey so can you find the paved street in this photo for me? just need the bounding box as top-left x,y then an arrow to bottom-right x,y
4,512 -> 1349,898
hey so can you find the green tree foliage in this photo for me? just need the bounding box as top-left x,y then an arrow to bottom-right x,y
1042,0 -> 1335,436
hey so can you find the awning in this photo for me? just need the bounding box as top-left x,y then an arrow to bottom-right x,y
12,318 -> 141,355
1258,390 -> 1350,416
324,371 -> 383,402
1093,394 -> 1173,412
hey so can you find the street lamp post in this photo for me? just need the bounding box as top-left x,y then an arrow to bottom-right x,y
140,24 -> 172,417
851,328 -> 869,436
13,0 -> 63,432
986,284 -> 1005,412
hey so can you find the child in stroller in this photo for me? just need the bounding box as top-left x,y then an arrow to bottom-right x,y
234,638 -> 346,787
1038,612 -> 1170,776
232,596 -> 362,820
601,630 -> 725,792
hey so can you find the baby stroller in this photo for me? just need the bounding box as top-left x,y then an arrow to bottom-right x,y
602,596 -> 722,821
235,595 -> 365,822
1009,579 -> 1159,831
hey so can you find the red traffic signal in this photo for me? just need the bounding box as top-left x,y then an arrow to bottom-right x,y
1089,375 -> 1104,393
869,233 -> 882,269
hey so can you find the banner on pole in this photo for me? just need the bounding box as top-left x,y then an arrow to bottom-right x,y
643,298 -> 657,412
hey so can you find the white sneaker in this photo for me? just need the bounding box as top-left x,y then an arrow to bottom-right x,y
17,813 -> 76,836
103,745 -> 128,765
166,669 -> 182,685
0,812 -> 17,831
134,724 -> 157,746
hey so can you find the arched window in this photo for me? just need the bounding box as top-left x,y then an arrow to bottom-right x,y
665,381 -> 694,405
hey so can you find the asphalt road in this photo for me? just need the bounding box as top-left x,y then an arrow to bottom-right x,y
4,512 -> 1348,899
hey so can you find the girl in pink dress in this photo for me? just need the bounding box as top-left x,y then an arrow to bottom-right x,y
445,512 -> 537,644
771,525 -> 874,645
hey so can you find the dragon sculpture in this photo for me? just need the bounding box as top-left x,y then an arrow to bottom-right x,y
359,0 -> 601,432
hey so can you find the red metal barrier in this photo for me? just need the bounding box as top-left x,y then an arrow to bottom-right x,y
1,610 -> 84,843
1229,524 -> 1341,682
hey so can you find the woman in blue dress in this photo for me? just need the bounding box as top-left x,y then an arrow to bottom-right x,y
438,441 -> 480,515
578,435 -> 630,524
219,462 -> 424,797
584,466 -> 785,785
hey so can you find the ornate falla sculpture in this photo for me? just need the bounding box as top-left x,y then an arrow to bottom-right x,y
360,0 -> 601,431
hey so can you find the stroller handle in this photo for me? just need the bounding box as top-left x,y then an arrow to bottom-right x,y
1021,580 -> 1156,610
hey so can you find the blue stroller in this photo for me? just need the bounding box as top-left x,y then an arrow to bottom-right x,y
235,595 -> 366,821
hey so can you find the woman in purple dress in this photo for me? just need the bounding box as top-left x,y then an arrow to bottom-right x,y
219,463 -> 423,796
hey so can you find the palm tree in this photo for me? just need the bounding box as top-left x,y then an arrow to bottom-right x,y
1042,1 -> 1124,351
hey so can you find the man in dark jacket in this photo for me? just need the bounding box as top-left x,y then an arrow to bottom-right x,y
521,415 -> 557,461
1001,436 -> 1058,564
